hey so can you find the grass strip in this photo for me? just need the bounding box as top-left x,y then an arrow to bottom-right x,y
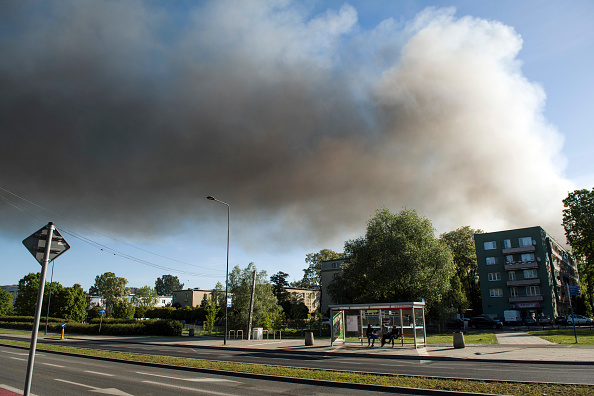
0,339 -> 591,395
528,329 -> 594,344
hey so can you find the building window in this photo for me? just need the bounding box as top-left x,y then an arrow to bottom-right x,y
510,287 -> 518,297
508,271 -> 516,281
523,269 -> 538,279
527,286 -> 540,296
503,239 -> 511,249
488,272 -> 501,281
519,237 -> 532,247
505,255 -> 514,264
332,262 -> 339,268
489,288 -> 503,297
486,257 -> 499,265
521,253 -> 535,262
484,241 -> 497,250
333,273 -> 339,279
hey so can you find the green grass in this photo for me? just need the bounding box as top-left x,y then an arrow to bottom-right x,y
528,329 -> 594,344
426,331 -> 498,344
0,338 -> 591,395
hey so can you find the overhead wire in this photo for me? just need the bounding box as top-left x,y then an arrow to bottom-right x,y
0,186 -> 224,277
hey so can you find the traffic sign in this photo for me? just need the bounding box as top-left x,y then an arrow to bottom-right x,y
22,224 -> 70,265
227,297 -> 232,307
100,308 -> 106,315
61,323 -> 66,328
569,286 -> 581,296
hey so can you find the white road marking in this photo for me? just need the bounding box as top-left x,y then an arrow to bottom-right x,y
54,379 -> 134,395
142,380 -> 235,395
9,357 -> 25,361
85,370 -> 116,377
136,371 -> 239,383
4,351 -> 29,356
42,363 -> 65,368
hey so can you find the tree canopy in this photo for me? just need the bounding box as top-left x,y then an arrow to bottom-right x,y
132,285 -> 159,315
563,188 -> 594,314
90,272 -> 129,313
327,208 -> 455,320
297,249 -> 344,288
0,287 -> 14,315
155,274 -> 184,295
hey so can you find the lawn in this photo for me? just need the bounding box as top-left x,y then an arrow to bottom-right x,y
426,331 -> 498,344
528,328 -> 594,344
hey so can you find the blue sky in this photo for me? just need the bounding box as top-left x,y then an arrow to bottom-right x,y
1,0 -> 593,292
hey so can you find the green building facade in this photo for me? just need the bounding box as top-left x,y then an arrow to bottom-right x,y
474,226 -> 579,320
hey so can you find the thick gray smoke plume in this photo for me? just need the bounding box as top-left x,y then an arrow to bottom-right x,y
0,1 -> 571,247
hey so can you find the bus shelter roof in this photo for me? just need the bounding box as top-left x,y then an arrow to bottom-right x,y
328,302 -> 425,311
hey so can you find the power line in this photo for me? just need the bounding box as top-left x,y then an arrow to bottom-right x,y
0,186 -> 224,277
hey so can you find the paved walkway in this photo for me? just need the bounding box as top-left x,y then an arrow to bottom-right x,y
495,331 -> 555,345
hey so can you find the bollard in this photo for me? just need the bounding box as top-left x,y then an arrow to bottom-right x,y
305,331 -> 314,346
61,328 -> 64,340
453,331 -> 465,348
189,328 -> 195,337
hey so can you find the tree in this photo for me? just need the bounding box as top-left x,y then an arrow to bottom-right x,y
0,287 -> 13,315
112,299 -> 135,319
563,188 -> 594,314
204,295 -> 220,334
227,263 -> 282,331
270,271 -> 290,303
90,272 -> 129,314
14,273 -> 41,316
132,286 -> 159,317
297,249 -> 344,288
155,275 -> 184,295
53,283 -> 88,322
327,208 -> 455,320
440,226 -> 484,315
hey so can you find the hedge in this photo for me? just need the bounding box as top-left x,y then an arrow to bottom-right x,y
0,318 -> 183,336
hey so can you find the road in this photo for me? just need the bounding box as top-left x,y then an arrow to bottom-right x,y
0,345 -> 413,396
1,334 -> 592,385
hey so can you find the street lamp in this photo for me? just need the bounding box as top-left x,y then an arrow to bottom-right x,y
206,196 -> 230,346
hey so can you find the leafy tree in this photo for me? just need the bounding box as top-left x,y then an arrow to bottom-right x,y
270,271 -> 290,303
440,226 -> 483,315
297,249 -> 344,288
227,263 -> 282,331
563,188 -> 594,314
0,287 -> 13,315
14,273 -> 42,316
155,275 -> 184,295
52,283 -> 88,322
327,208 -> 455,320
112,299 -> 135,319
132,285 -> 159,316
204,295 -> 220,333
89,272 -> 116,295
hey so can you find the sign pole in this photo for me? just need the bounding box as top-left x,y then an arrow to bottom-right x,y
24,222 -> 54,396
567,284 -> 578,343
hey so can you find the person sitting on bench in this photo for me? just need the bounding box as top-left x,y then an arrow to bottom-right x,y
388,325 -> 400,347
366,324 -> 377,347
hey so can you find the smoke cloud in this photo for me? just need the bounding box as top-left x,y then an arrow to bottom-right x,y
0,2 -> 572,248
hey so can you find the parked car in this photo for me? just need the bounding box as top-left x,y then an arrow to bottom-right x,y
537,316 -> 552,326
554,316 -> 567,325
523,317 -> 537,326
566,314 -> 594,326
468,316 -> 502,329
446,318 -> 464,329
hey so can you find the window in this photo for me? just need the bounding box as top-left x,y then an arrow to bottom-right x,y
489,288 -> 503,297
508,271 -> 516,281
521,253 -> 535,262
504,239 -> 511,249
510,287 -> 518,297
488,272 -> 501,281
523,269 -> 538,279
519,237 -> 532,247
527,286 -> 540,296
332,262 -> 339,268
333,273 -> 339,279
486,257 -> 499,265
484,241 -> 497,250
505,255 -> 514,263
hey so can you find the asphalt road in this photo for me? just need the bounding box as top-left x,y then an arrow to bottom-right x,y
0,345 -> 413,396
2,335 -> 592,385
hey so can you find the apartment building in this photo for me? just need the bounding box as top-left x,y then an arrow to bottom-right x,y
284,286 -> 320,314
320,258 -> 346,314
474,226 -> 579,320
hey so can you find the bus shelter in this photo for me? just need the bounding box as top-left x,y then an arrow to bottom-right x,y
329,302 -> 426,348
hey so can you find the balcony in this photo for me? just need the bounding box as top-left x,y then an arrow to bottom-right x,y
509,295 -> 544,303
504,261 -> 538,271
502,245 -> 535,255
507,278 -> 540,287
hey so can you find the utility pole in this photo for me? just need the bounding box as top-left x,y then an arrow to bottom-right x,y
247,269 -> 256,340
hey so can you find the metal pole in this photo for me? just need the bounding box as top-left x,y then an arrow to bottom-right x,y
24,222 -> 54,396
44,260 -> 55,336
567,284 -> 578,343
207,196 -> 230,346
247,269 -> 256,340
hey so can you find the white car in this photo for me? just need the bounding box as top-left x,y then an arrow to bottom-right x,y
566,315 -> 593,326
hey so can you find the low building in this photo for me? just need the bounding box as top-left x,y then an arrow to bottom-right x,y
474,226 -> 579,320
284,286 -> 320,314
171,288 -> 220,308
